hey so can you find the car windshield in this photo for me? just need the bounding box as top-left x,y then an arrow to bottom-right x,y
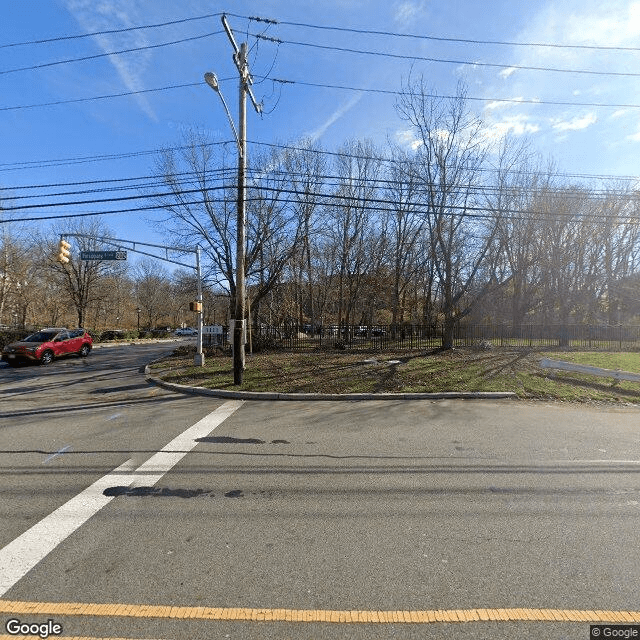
23,330 -> 58,342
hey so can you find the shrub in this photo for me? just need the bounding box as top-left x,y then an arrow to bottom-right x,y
0,330 -> 29,350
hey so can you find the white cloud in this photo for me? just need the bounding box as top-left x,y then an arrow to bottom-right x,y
395,129 -> 422,150
393,1 -> 428,28
485,97 -> 527,111
560,1 -> 640,47
307,93 -> 363,141
552,113 -> 597,131
64,0 -> 157,120
483,115 -> 541,141
499,67 -> 517,79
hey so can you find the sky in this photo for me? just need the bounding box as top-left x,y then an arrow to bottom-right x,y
1,0 -> 640,271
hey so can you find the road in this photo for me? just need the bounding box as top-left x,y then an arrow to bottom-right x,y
1,342 -> 639,639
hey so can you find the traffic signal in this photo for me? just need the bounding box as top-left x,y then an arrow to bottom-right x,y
57,239 -> 71,264
189,301 -> 202,312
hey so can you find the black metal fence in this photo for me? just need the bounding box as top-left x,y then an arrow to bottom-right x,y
246,323 -> 640,352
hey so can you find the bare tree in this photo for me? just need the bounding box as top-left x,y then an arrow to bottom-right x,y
283,138 -> 327,331
153,131 -> 309,327
397,79 -> 498,348
383,146 -> 427,330
0,230 -> 23,325
327,139 -> 381,330
44,219 -> 118,328
134,258 -> 172,329
486,140 -> 556,329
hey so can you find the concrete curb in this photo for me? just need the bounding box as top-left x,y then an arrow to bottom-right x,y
92,338 -> 183,349
144,365 -> 517,401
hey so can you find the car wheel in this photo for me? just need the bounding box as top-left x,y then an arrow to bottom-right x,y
40,350 -> 54,366
79,344 -> 91,357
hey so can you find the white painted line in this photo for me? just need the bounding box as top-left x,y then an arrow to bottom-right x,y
0,458 -> 136,597
129,399 -> 243,486
0,400 -> 243,597
43,445 -> 72,464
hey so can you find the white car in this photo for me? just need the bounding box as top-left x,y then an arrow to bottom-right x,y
174,328 -> 198,336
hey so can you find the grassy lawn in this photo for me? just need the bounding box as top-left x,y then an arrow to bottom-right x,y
151,346 -> 640,403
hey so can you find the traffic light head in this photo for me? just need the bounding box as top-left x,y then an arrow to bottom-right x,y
189,301 -> 202,312
57,239 -> 71,264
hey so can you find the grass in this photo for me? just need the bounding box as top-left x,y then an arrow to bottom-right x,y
151,346 -> 640,403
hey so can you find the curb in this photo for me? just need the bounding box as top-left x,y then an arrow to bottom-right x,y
93,338 -> 184,349
144,366 -> 517,401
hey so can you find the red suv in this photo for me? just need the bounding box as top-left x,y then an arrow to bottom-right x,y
1,328 -> 92,366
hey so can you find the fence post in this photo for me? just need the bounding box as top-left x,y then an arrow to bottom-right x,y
619,325 -> 623,350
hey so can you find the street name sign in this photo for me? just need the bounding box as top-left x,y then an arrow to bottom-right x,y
80,250 -> 127,261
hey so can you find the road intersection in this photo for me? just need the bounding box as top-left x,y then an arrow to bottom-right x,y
1,343 -> 639,639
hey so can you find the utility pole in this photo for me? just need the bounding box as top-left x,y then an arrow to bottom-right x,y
220,14 -> 262,385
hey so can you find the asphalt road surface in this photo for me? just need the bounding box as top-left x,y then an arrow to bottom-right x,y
1,342 -> 639,639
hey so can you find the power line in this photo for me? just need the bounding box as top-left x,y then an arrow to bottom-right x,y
1,12 -> 223,49
246,139 -> 640,184
229,13 -> 640,53
0,140 -> 236,173
4,188 -> 640,226
6,9 -> 637,55
0,30 -> 223,76
5,74 -> 640,113
2,169 -> 635,208
0,185 -> 232,212
255,33 -> 640,78
1,170 -> 237,200
0,199 -> 215,223
269,78 -> 640,110
1,138 -> 638,187
2,22 -> 635,83
1,159 -> 637,218
0,82 -> 202,112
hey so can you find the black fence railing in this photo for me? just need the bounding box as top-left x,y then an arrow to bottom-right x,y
245,323 -> 640,352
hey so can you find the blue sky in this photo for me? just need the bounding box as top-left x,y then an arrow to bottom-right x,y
1,0 -> 640,265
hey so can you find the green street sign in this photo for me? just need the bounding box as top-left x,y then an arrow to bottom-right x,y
80,250 -> 127,261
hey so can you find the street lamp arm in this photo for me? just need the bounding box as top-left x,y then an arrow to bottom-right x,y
204,72 -> 243,157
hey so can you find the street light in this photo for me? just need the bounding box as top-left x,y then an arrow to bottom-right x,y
204,73 -> 241,156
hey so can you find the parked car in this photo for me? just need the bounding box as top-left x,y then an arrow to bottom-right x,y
1,328 -> 93,366
174,327 -> 198,336
99,329 -> 126,341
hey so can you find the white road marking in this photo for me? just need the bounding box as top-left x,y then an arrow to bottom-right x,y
130,400 -> 243,486
0,400 -> 243,597
42,445 -> 72,464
